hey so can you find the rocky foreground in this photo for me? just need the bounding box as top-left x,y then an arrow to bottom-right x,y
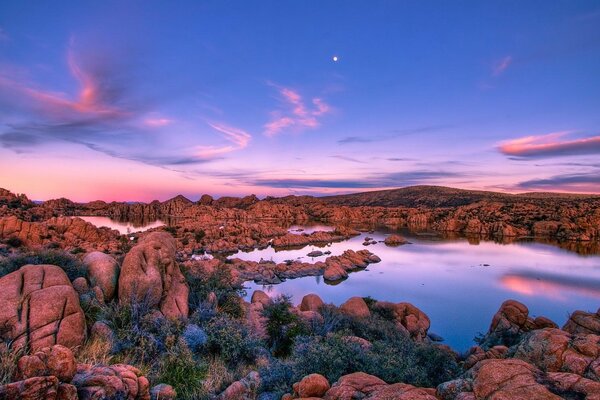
0,228 -> 597,399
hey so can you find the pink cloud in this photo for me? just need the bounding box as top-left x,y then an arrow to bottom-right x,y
264,84 -> 331,136
195,122 -> 251,158
492,56 -> 513,76
143,117 -> 173,127
498,131 -> 600,158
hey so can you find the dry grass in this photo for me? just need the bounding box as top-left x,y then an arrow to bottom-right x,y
0,343 -> 22,385
76,338 -> 114,366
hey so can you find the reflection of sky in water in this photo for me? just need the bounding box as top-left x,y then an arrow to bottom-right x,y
77,216 -> 164,235
240,229 -> 600,351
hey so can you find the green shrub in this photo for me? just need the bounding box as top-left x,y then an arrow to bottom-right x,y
154,338 -> 207,400
0,249 -> 87,280
185,267 -> 246,318
204,315 -> 263,366
262,295 -> 309,357
195,229 -> 206,242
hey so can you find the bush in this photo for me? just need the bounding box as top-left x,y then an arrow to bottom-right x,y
195,229 -> 206,242
4,236 -> 23,248
154,338 -> 207,400
183,324 -> 208,352
0,249 -> 87,280
204,315 -> 263,366
258,359 -> 295,399
185,267 -> 246,318
262,295 -> 309,357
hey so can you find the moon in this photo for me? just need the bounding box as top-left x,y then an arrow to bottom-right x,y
332,56 -> 338,62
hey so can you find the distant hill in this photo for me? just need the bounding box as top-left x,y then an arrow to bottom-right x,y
319,185 -> 599,208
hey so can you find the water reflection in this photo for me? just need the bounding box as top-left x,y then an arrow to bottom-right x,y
77,216 -> 165,235
240,229 -> 600,351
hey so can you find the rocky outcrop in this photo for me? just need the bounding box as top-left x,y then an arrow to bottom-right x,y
563,309 -> 600,335
480,299 -> 556,348
375,301 -> 431,342
437,359 -> 562,399
16,345 -> 77,383
384,234 -> 409,246
511,328 -> 600,380
72,363 -> 151,400
83,252 -> 120,302
118,232 -> 189,319
0,376 -> 67,400
216,371 -> 260,400
292,373 -> 330,398
0,265 -> 86,351
323,372 -> 437,400
0,216 -> 120,251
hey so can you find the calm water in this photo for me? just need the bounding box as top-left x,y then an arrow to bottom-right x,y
239,228 -> 600,351
77,216 -> 165,235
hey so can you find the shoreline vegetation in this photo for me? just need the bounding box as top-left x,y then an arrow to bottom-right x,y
0,186 -> 599,399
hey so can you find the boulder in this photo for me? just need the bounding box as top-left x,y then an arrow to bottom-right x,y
299,293 -> 324,312
375,301 -> 431,341
294,373 -> 330,398
324,372 -> 386,400
437,359 -> 562,400
481,299 -> 555,348
384,234 -> 409,246
512,328 -> 600,380
72,363 -> 151,400
339,297 -> 370,319
250,290 -> 271,308
151,383 -> 177,400
118,232 -> 189,319
0,264 -> 86,351
83,251 -> 120,301
563,309 -> 600,335
17,345 -> 77,383
217,371 -> 260,400
0,376 -> 60,400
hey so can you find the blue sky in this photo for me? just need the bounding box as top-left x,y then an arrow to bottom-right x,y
0,1 -> 599,201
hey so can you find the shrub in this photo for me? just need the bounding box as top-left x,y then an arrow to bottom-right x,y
195,229 -> 206,242
262,295 -> 309,357
183,323 -> 208,352
185,267 -> 246,318
4,236 -> 23,248
0,249 -> 87,280
154,338 -> 207,400
204,315 -> 263,366
70,246 -> 85,254
0,344 -> 22,385
258,359 -> 295,399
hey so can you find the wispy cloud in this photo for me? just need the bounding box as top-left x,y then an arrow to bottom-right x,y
249,170 -> 460,189
329,155 -> 365,164
515,172 -> 600,193
338,124 -> 453,145
195,122 -> 251,158
0,27 -> 9,42
498,131 -> 600,158
492,56 -> 512,76
263,83 -> 331,136
0,41 -> 250,166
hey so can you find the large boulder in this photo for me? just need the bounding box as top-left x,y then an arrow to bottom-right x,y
293,373 -> 330,398
0,376 -> 61,400
339,297 -> 371,319
299,293 -> 324,313
375,301 -> 431,342
384,234 -> 409,246
437,359 -> 562,400
512,328 -> 600,380
118,232 -> 189,319
563,309 -> 600,335
83,251 -> 120,302
17,345 -> 77,383
216,371 -> 260,400
481,300 -> 556,348
0,265 -> 86,351
324,372 -> 436,400
72,363 -> 151,400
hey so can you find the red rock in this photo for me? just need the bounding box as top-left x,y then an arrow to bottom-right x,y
0,376 -> 59,400
384,234 -> 409,246
118,232 -> 189,319
0,264 -> 86,351
563,309 -> 600,335
17,345 -> 77,383
296,373 -> 330,398
300,294 -> 324,312
324,372 -> 386,400
339,297 -> 371,319
250,290 -> 271,307
72,363 -> 151,400
83,251 -> 120,301
151,383 -> 177,400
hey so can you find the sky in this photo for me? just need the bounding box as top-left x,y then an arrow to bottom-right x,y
0,1 -> 599,202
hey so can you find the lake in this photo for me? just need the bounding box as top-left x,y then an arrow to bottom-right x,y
239,228 -> 600,351
77,216 -> 165,235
